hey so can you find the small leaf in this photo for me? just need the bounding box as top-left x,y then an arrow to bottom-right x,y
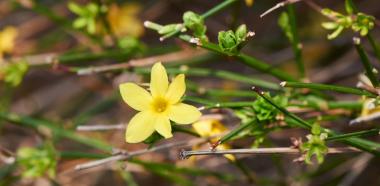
327,26 -> 344,40
321,22 -> 338,30
345,0 -> 354,14
68,2 -> 84,15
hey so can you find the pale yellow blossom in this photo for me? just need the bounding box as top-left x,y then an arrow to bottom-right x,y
107,3 -> 144,38
0,26 -> 18,60
119,62 -> 201,143
192,119 -> 235,161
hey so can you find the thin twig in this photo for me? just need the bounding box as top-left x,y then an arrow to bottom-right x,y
180,147 -> 360,159
76,124 -> 125,131
76,114 -> 224,131
260,0 -> 301,18
77,49 -> 207,75
74,136 -> 214,170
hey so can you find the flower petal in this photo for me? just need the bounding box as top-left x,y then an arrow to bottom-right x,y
125,111 -> 155,143
168,103 -> 201,124
150,62 -> 169,98
154,115 -> 172,138
192,120 -> 213,137
119,83 -> 152,111
165,74 -> 186,104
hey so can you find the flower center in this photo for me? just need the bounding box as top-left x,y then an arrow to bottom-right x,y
152,97 -> 168,113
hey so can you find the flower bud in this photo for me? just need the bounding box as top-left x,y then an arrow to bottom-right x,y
183,11 -> 206,37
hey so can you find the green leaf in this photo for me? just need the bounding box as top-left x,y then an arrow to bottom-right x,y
17,143 -> 57,178
1,60 -> 29,87
327,26 -> 344,40
321,22 -> 339,30
345,0 -> 354,14
73,18 -> 87,28
158,24 -> 182,35
68,2 -> 84,15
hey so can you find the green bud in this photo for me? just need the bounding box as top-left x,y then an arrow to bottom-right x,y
235,24 -> 248,42
218,30 -> 238,54
158,24 -> 183,35
183,11 -> 207,38
17,144 -> 57,178
311,123 -> 321,135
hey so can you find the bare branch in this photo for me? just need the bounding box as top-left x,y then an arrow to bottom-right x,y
180,147 -> 360,159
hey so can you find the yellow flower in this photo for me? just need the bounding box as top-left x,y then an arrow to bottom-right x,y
0,26 -> 18,60
245,0 -> 254,7
192,119 -> 235,161
360,98 -> 380,117
107,3 -> 144,38
119,62 -> 201,143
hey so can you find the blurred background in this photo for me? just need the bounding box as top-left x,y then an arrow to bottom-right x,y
1,0 -> 380,185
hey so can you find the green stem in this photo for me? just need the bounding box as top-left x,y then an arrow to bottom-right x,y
180,35 -> 296,81
184,96 -> 254,109
135,67 -> 279,90
354,38 -> 380,87
287,4 -> 305,78
282,81 -> 378,97
252,88 -> 380,156
186,81 -> 255,98
219,119 -> 256,144
0,112 -> 113,152
200,0 -> 239,19
367,33 -> 380,63
326,128 -> 380,141
60,151 -> 108,159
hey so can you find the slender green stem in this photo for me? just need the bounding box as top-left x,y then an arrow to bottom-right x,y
287,4 -> 305,78
60,151 -> 108,159
0,112 -> 113,152
135,67 -> 280,90
282,81 -> 378,97
291,100 -> 362,110
186,81 -> 255,98
200,0 -> 239,19
179,35 -> 296,81
219,119 -> 256,144
353,38 -> 380,87
326,128 -> 380,141
184,96 -> 254,108
367,34 -> 380,63
252,88 -> 380,156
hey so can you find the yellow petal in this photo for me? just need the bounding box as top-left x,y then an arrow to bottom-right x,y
165,74 -> 185,104
119,83 -> 152,111
192,120 -> 213,137
125,111 -> 155,143
154,115 -> 172,138
150,62 -> 168,98
168,103 -> 201,124
217,144 -> 236,161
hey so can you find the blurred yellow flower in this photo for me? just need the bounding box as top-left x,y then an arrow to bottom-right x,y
119,62 -> 201,143
360,98 -> 380,117
192,119 -> 235,161
0,26 -> 18,60
107,3 -> 144,38
245,0 -> 254,7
